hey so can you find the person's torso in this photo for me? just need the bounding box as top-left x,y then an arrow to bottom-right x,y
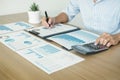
77,0 -> 120,34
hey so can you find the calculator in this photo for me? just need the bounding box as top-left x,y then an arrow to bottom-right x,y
72,42 -> 108,54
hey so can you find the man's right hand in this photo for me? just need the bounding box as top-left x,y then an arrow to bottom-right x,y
41,12 -> 68,28
41,17 -> 55,28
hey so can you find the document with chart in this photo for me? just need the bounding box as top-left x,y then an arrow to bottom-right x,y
17,42 -> 84,74
0,21 -> 33,34
26,24 -> 79,38
0,31 -> 41,51
0,30 -> 84,74
47,30 -> 99,50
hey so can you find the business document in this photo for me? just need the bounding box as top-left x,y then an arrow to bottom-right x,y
0,30 -> 84,74
27,24 -> 79,38
48,30 -> 99,50
0,21 -> 33,34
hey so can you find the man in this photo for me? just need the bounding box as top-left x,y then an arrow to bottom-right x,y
42,0 -> 120,47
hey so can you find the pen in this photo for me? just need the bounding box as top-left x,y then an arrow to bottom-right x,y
45,11 -> 50,26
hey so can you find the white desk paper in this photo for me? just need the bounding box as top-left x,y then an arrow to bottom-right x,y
0,31 -> 84,74
17,43 -> 84,74
27,24 -> 79,38
0,31 -> 41,51
48,30 -> 99,50
0,22 -> 33,34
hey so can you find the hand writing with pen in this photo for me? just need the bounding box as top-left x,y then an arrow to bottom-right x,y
41,11 -> 55,28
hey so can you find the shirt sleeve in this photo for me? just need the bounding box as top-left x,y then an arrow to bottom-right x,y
62,0 -> 80,21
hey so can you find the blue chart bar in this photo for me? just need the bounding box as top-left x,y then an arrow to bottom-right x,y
35,45 -> 60,55
71,30 -> 98,40
52,34 -> 85,44
48,30 -> 99,50
24,49 -> 43,58
0,25 -> 13,31
50,34 -> 85,50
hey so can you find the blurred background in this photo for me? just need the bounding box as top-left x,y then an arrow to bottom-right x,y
0,0 -> 84,27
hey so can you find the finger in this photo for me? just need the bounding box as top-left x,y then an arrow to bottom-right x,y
98,33 -> 111,45
103,37 -> 111,45
96,38 -> 105,45
106,42 -> 111,47
99,38 -> 105,45
103,39 -> 108,45
42,22 -> 50,27
95,37 -> 100,45
95,33 -> 106,45
41,17 -> 50,27
48,17 -> 51,23
48,18 -> 55,27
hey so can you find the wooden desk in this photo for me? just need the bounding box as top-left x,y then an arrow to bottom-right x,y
0,13 -> 120,80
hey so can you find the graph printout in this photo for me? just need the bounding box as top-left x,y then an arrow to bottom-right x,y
48,30 -> 99,50
0,31 -> 41,51
27,24 -> 79,38
0,21 -> 33,34
17,42 -> 84,74
0,30 -> 84,74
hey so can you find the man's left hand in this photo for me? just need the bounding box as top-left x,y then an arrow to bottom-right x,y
95,33 -> 120,47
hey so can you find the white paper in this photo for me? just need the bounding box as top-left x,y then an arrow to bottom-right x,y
48,30 -> 99,50
0,21 -> 33,34
0,30 -> 84,74
0,31 -> 42,51
17,43 -> 84,74
27,24 -> 78,37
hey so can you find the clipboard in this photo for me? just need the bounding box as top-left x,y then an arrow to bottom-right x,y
26,24 -> 80,38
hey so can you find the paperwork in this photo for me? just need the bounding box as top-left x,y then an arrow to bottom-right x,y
27,24 -> 79,38
0,21 -> 33,34
0,31 -> 41,51
0,30 -> 84,74
48,30 -> 99,50
17,42 -> 84,74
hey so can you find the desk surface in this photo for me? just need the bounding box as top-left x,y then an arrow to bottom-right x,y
0,13 -> 120,80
